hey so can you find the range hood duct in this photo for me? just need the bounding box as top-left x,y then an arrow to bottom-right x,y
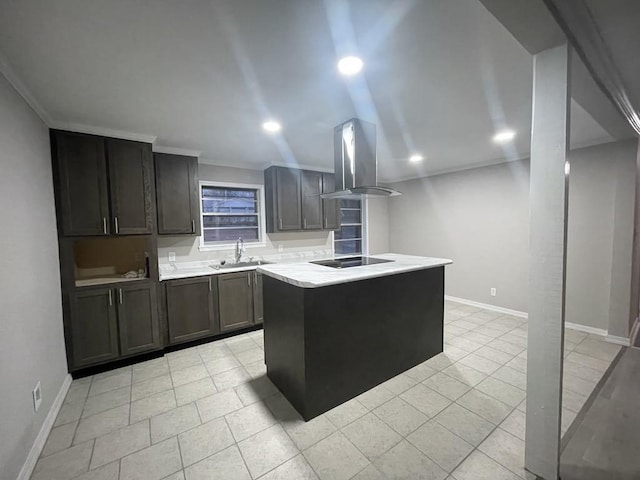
321,118 -> 401,200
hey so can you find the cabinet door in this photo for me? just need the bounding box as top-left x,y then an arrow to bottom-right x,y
117,283 -> 161,356
54,131 -> 110,236
253,271 -> 264,325
218,272 -> 254,332
166,277 -> 217,344
69,287 -> 119,368
155,153 -> 200,235
276,167 -> 302,231
322,173 -> 340,230
107,139 -> 154,235
301,170 -> 323,230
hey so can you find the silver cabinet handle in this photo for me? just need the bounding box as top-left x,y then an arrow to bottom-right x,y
103,217 -> 107,234
247,273 -> 250,287
114,216 -> 119,234
108,290 -> 112,306
208,277 -> 212,292
303,218 -> 307,229
278,218 -> 283,230
254,271 -> 257,286
191,219 -> 195,233
118,288 -> 123,304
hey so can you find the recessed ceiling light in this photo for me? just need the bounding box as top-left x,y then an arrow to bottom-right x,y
337,56 -> 364,76
262,120 -> 281,133
493,129 -> 516,143
409,154 -> 424,163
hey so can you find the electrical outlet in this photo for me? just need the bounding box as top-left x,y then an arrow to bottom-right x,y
490,288 -> 497,297
168,252 -> 176,262
278,245 -> 284,253
33,382 -> 42,412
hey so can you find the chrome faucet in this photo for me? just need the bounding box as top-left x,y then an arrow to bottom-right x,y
235,237 -> 245,263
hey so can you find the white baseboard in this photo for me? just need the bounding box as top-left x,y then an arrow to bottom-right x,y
605,334 -> 631,347
564,322 -> 608,337
17,374 -> 72,480
630,318 -> 640,347
445,295 -> 528,318
445,295 -> 613,338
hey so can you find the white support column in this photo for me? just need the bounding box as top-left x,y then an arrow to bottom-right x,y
525,43 -> 571,480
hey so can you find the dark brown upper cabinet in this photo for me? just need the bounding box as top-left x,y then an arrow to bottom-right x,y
116,283 -> 161,356
54,132 -> 110,236
52,131 -> 154,237
165,276 -> 218,344
301,170 -> 323,230
265,166 -> 302,232
218,271 -> 254,332
155,153 -> 201,235
265,166 -> 339,233
322,173 -> 340,230
107,139 -> 154,234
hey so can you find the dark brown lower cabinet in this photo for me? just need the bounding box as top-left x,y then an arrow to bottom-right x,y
253,271 -> 264,324
117,283 -> 161,356
218,271 -> 254,332
69,287 -> 119,368
69,282 -> 162,369
166,276 -> 218,344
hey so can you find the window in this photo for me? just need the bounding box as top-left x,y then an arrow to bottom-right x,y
199,182 -> 265,249
334,199 -> 364,255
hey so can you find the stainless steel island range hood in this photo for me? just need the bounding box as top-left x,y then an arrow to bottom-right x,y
321,118 -> 401,200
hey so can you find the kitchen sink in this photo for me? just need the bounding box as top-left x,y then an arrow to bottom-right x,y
210,260 -> 272,270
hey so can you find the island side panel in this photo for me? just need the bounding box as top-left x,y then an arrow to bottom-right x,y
303,267 -> 444,419
263,275 -> 307,415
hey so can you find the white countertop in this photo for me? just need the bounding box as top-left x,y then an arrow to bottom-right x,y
159,263 -> 265,281
75,276 -> 148,287
256,253 -> 452,288
158,250 -> 334,281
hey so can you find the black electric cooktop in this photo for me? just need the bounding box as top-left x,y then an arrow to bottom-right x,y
310,256 -> 394,269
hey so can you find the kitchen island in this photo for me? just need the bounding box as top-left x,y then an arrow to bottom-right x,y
257,253 -> 452,420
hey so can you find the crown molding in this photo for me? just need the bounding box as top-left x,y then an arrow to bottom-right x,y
153,145 -> 202,157
0,51 -> 54,126
383,154 -> 530,184
52,122 -> 157,144
198,157 -> 265,170
262,161 -> 334,173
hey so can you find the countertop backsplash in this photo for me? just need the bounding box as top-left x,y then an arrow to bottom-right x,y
157,231 -> 334,268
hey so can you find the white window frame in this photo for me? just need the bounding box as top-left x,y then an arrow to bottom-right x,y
198,180 -> 267,251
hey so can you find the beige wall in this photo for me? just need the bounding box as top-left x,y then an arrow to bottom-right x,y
389,158 -> 531,310
366,197 -> 390,255
388,140 -> 637,335
157,163 -> 333,264
0,74 -> 68,478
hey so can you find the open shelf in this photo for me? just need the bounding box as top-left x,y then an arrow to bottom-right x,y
73,237 -> 151,287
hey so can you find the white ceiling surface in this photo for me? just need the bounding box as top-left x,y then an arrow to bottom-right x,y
0,0 -> 614,182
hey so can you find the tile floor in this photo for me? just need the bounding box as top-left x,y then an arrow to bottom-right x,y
561,347 -> 639,480
32,300 -> 622,480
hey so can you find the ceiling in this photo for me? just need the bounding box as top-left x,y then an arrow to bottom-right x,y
0,0 -> 622,182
